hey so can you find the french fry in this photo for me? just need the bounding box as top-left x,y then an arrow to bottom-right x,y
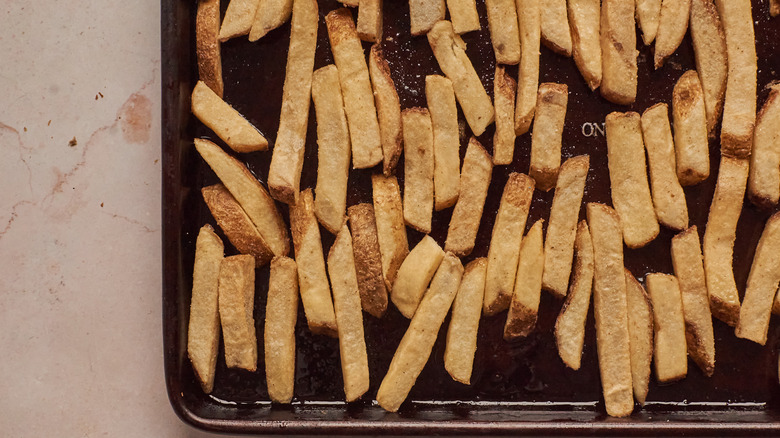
530,83 -> 568,191
194,138 -> 290,256
587,203 -> 634,418
218,254 -> 257,371
624,269 -> 653,404
218,0 -> 260,41
368,45 -> 403,176
640,103 -> 689,230
391,235 -> 445,318
327,225 -> 370,401
289,189 -> 338,337
568,0 -> 602,90
772,0 -> 780,16
402,108 -> 435,233
690,0 -> 727,136
311,65 -> 351,234
554,221 -> 594,370
188,225 -> 224,393
636,0 -> 661,44
485,0 -> 521,64
428,20 -> 495,136
748,85 -> 780,208
646,273 -> 687,383
605,112 -> 659,248
410,0 -> 447,35
493,66 -> 517,165
377,253 -> 464,412
371,174 -> 410,291
543,155 -> 589,297
196,0 -> 224,98
514,0 -> 541,134
447,0 -> 481,34
445,258 -> 487,384
357,0 -> 383,42
191,81 -> 268,153
484,173 -> 535,315
703,156 -> 748,326
540,0 -> 572,56
445,138 -> 493,257
326,9 -> 384,169
600,0 -> 638,105
653,0 -> 691,68
672,71 -> 710,186
504,220 -> 545,340
249,0 -> 293,41
265,257 -> 299,404
348,204 -> 388,318
426,75 -> 461,211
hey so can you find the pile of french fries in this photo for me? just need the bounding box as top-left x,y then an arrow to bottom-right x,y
186,0 -> 780,418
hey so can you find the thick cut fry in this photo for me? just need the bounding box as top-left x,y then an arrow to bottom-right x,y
369,45 -> 403,176
587,203 -> 633,418
624,269 -> 653,405
311,65 -> 351,234
671,226 -> 715,376
568,0 -> 602,90
703,156 -> 748,326
748,85 -> 780,208
484,173 -> 535,315
426,75 -> 461,211
249,0 -> 293,41
690,0 -> 727,136
447,0 -> 481,33
194,138 -> 290,256
327,225 -> 370,401
265,257 -> 298,404
196,0 -> 224,98
654,0 -> 691,68
514,0 -> 541,134
543,155 -> 589,297
371,174 -> 410,291
605,112 -> 659,248
673,71 -> 710,186
202,184 -> 274,267
289,189 -> 338,337
646,273 -> 687,383
191,81 -> 268,153
445,258 -> 487,384
428,21 -> 495,136
410,0 -> 447,35
218,0 -> 260,41
636,0 -> 661,44
402,108 -> 435,233
357,0 -> 383,42
377,254 -> 464,412
188,225 -> 224,394
541,0 -> 572,56
600,0 -> 638,105
348,204 -> 388,318
391,235 -> 445,318
554,221 -> 594,370
485,0 -> 521,64
218,255 -> 257,371
504,220 -> 545,340
326,9 -> 384,169
493,66 -> 517,165
445,138 -> 493,257
530,83 -> 568,191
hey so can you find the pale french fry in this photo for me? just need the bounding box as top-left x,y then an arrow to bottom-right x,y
703,156 -> 748,326
327,225 -> 370,401
646,273 -> 687,383
218,254 -> 257,371
568,0 -> 602,90
624,269 -> 653,405
377,253 -> 464,412
348,203 -> 388,318
391,235 -> 445,318
445,138 -> 493,257
543,155 -> 589,297
188,225 -> 224,394
485,0 -> 521,64
357,0 -> 383,42
504,220 -> 545,340
326,9 -> 384,169
218,0 -> 260,41
484,173 -> 535,315
428,20 -> 495,136
402,108 -> 435,233
445,258 -> 487,384
265,256 -> 298,404
194,138 -> 290,256
447,0 -> 481,34
530,83 -> 568,191
371,174 -> 410,291
587,203 -> 634,418
540,0 -> 572,56
654,0 -> 691,68
605,112 -> 659,248
554,221 -> 594,370
690,0 -> 727,136
368,45 -> 403,176
493,66 -> 517,165
600,0 -> 638,105
249,0 -> 293,41
514,0 -> 541,134
289,188 -> 338,336
191,81 -> 268,153
636,0 -> 661,44
672,70 -> 710,186
748,85 -> 780,208
410,0 -> 447,35
196,0 -> 224,98
426,75 -> 461,211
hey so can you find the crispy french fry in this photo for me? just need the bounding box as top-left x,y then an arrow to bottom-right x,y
514,0 -> 541,134
493,66 -> 517,165
568,0 -> 602,90
428,20 -> 495,136
357,0 -> 383,42
447,0 -> 481,33
636,0 -> 661,44
654,0 -> 691,68
391,235 -> 445,318
445,258 -> 487,384
402,108 -> 435,233
445,138 -> 493,257
191,81 -> 268,153
348,204 -> 388,318
530,83 -> 568,191
196,0 -> 224,98
249,0 -> 293,41
772,0 -> 780,16
265,256 -> 298,404
368,45 -> 403,176
672,71 -> 710,186
748,85 -> 780,208
541,0 -> 572,56
218,254 -> 257,371
410,0 -> 447,35
624,269 -> 653,404
690,0 -> 727,136
646,273 -> 687,383
218,0 -> 260,41
504,220 -> 545,340
486,0 -> 522,64
426,75 -> 461,211
600,0 -> 638,105
371,174 -> 410,291
377,253 -> 464,412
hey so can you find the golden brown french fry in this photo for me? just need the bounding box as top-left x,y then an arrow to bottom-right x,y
426,75 -> 461,211
410,0 -> 447,35
402,108 -> 435,233
368,45 -> 403,176
249,0 -> 293,41
672,70 -> 710,186
327,225 -> 370,401
265,256 -> 298,404
191,81 -> 268,153
636,0 -> 661,44
218,254 -> 257,371
624,269 -> 653,405
445,258 -> 487,384
530,83 -> 568,191
543,155 -> 589,297
428,20 -> 495,136
600,0 -> 638,105
748,85 -> 780,208
445,138 -> 493,257
371,174 -> 410,291
484,173 -> 535,315
646,273 -> 687,383
514,0 -> 541,134
504,220 -> 545,340
447,0 -> 481,34
568,0 -> 602,90
493,66 -> 517,165
690,0 -> 727,136
541,0 -> 572,56
194,138 -> 290,256
391,235 -> 445,318
218,0 -> 260,41
188,225 -> 224,394
486,0 -> 521,64
196,0 -> 224,98
605,112 -> 659,248
377,253 -> 464,412
654,0 -> 691,68
348,204 -> 388,318
587,203 -> 634,418
772,0 -> 780,16
357,0 -> 383,42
